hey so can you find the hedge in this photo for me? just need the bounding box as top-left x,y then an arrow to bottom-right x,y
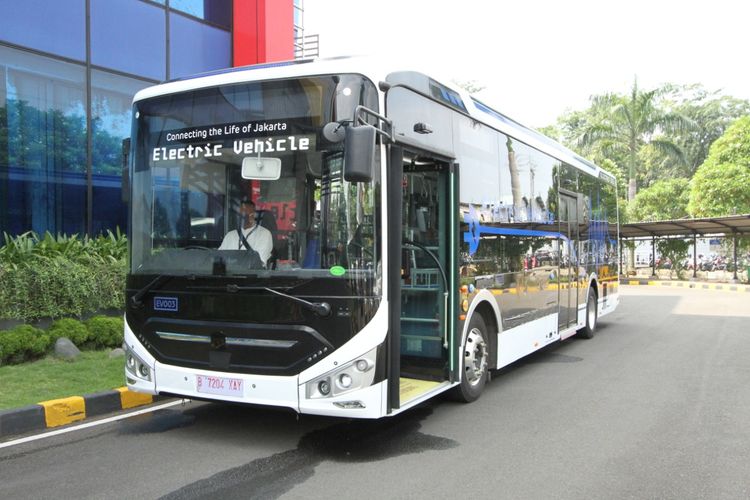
48,318 -> 91,346
86,316 -> 125,349
0,257 -> 126,322
0,316 -> 124,365
0,231 -> 127,322
0,325 -> 49,364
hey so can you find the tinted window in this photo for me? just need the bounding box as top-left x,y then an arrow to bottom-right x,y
170,0 -> 232,28
91,0 -> 166,80
0,0 -> 85,61
0,46 -> 87,235
91,70 -> 152,233
169,14 -> 231,79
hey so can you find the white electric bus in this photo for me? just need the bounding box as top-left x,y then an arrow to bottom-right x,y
123,57 -> 619,418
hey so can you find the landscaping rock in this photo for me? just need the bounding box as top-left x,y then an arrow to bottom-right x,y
109,348 -> 125,359
54,338 -> 81,360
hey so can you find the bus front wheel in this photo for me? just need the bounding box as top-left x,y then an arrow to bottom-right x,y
452,313 -> 490,403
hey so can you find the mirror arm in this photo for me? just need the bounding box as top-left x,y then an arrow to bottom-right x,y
353,105 -> 392,142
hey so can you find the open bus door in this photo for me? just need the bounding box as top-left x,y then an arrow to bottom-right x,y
387,146 -> 458,412
559,190 -> 580,335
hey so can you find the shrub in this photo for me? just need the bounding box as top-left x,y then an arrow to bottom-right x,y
0,258 -> 126,321
86,316 -> 124,348
0,325 -> 49,364
0,231 -> 127,322
48,318 -> 90,347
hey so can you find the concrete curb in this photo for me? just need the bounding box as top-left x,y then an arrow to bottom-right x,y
0,387 -> 166,440
621,278 -> 750,292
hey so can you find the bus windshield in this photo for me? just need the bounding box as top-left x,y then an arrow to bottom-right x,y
129,74 -> 380,282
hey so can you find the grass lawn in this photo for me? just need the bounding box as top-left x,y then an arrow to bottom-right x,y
0,351 -> 125,410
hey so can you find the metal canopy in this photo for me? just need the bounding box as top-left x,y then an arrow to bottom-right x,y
620,214 -> 750,239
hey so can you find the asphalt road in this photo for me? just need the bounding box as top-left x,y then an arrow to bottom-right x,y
2,286 -> 749,499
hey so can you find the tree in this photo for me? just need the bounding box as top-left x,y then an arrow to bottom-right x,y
645,84 -> 750,183
627,178 -> 690,222
656,238 -> 691,280
559,80 -> 692,273
688,116 -> 750,217
568,79 -> 693,201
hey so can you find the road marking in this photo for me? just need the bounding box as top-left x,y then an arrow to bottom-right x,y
0,400 -> 185,450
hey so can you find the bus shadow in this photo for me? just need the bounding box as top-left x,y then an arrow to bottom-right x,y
143,403 -> 456,499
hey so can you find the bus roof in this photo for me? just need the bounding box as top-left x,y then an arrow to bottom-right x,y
132,56 -> 612,183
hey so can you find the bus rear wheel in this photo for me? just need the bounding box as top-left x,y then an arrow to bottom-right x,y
451,314 -> 490,403
578,288 -> 597,339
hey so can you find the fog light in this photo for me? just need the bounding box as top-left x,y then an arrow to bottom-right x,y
355,359 -> 369,372
338,373 -> 353,389
318,379 -> 331,396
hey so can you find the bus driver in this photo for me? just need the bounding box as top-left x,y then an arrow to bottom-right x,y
218,197 -> 273,267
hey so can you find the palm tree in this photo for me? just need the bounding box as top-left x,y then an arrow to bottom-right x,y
567,79 -> 694,275
576,78 -> 693,201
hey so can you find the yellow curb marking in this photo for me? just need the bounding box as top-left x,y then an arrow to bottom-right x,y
39,397 -> 86,428
117,387 -> 153,409
623,281 -> 750,292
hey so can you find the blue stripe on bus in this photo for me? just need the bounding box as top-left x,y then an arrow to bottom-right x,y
463,205 -> 565,256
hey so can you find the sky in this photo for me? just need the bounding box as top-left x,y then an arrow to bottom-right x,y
305,0 -> 750,128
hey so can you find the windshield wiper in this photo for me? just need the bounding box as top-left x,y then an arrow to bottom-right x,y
131,274 -> 171,307
223,284 -> 331,317
183,279 -> 329,316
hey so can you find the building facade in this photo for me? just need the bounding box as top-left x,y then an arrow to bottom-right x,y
0,0 -> 295,237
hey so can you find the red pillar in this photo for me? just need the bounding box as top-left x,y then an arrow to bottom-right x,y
233,0 -> 294,66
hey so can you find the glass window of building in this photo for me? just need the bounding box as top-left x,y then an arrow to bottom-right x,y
294,0 -> 304,39
169,14 -> 231,79
170,0 -> 232,29
90,0 -> 166,80
91,70 -> 153,234
0,0 -> 86,62
0,46 -> 87,235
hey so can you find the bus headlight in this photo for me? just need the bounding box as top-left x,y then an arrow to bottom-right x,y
306,347 -> 377,399
337,373 -> 353,389
124,345 -> 152,382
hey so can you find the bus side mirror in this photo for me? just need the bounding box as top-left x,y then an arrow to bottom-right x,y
121,138 -> 130,204
343,125 -> 375,183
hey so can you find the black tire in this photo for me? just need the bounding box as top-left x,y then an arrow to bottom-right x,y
578,288 -> 597,339
451,313 -> 490,403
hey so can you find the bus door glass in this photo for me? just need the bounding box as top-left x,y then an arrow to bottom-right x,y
559,192 -> 579,329
399,155 -> 453,387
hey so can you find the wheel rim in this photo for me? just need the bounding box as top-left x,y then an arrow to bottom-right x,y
464,328 -> 488,386
588,295 -> 597,329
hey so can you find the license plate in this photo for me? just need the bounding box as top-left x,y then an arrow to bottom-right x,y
195,374 -> 244,397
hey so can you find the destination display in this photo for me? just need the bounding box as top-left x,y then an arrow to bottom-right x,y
151,120 -> 314,163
